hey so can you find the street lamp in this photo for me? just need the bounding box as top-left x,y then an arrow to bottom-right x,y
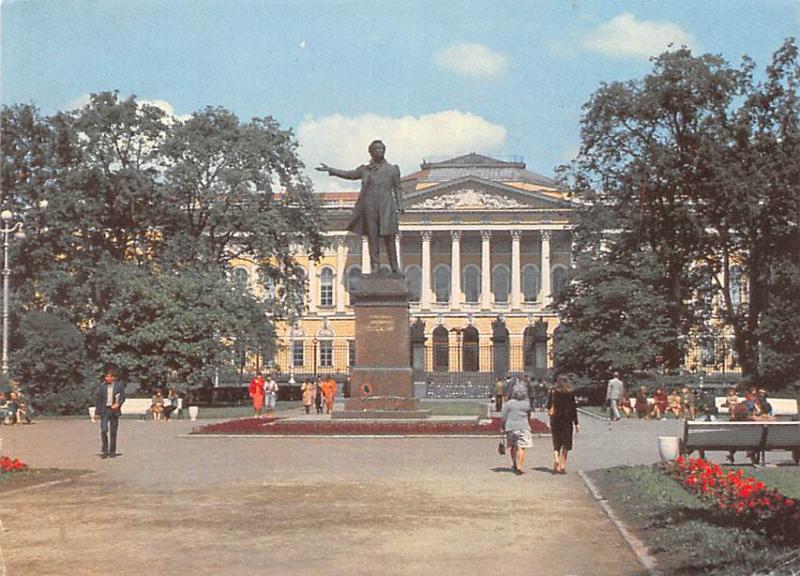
312,337 -> 318,380
1,210 -> 24,375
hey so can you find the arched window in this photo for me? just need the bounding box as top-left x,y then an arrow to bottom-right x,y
730,265 -> 743,308
346,266 -> 362,293
432,325 -> 449,371
551,265 -> 567,297
319,267 -> 334,307
463,264 -> 481,303
262,276 -> 276,302
433,264 -> 451,303
405,265 -> 422,302
462,325 -> 480,372
492,264 -> 510,303
232,267 -> 249,293
522,264 -> 539,302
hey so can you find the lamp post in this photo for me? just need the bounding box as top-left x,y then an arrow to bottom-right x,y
312,337 -> 318,380
1,210 -> 24,376
288,315 -> 297,387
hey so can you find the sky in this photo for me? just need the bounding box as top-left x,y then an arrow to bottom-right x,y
2,0 -> 799,192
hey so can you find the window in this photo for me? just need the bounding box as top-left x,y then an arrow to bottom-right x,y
463,265 -> 481,303
320,268 -> 334,307
319,340 -> 333,368
432,325 -> 449,371
347,266 -> 362,293
232,267 -> 249,293
263,276 -> 276,302
433,264 -> 450,303
405,265 -> 422,302
348,340 -> 356,368
551,265 -> 567,297
522,265 -> 539,302
492,264 -> 510,303
292,341 -> 304,368
730,265 -> 743,308
701,338 -> 716,366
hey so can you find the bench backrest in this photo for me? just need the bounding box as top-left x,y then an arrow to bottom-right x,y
123,398 -> 153,414
684,421 -> 800,451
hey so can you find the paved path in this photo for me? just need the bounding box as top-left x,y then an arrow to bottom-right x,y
0,412 -> 691,576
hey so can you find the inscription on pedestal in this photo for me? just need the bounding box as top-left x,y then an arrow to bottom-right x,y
368,315 -> 394,332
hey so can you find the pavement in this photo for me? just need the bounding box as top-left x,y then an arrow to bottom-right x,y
0,407 -> 759,576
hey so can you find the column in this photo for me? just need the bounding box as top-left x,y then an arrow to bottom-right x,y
307,259 -> 317,314
361,236 -> 370,274
481,230 -> 492,310
336,237 -> 347,313
450,230 -> 461,310
421,231 -> 432,309
541,230 -> 552,307
395,232 -> 403,272
511,230 -> 521,309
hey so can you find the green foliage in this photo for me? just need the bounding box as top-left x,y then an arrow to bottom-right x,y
10,311 -> 92,413
559,39 -> 800,385
0,92 -> 325,409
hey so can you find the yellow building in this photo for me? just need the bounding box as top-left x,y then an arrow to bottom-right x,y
235,153 -> 575,394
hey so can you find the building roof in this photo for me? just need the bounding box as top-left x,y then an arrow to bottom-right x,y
402,153 -> 556,189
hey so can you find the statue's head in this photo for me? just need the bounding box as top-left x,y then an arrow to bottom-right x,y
368,140 -> 386,160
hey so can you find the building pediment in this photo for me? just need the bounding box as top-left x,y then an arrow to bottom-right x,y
404,176 -> 570,211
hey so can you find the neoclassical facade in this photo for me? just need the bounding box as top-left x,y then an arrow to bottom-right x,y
235,154 -> 577,380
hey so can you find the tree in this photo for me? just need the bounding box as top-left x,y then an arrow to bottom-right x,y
1,92 -> 325,403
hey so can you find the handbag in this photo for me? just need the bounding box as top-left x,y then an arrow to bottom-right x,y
497,440 -> 506,455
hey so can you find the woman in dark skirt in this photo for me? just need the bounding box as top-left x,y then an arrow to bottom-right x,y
546,375 -> 580,474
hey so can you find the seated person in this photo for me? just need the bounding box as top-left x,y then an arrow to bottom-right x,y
0,392 -> 6,422
163,388 -> 179,421
722,386 -> 739,411
650,388 -> 668,420
619,392 -> 633,418
752,389 -> 775,421
634,387 -> 649,419
149,389 -> 165,421
5,391 -> 30,425
667,389 -> 683,418
681,386 -> 697,420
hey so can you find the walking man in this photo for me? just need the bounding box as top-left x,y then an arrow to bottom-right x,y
92,370 -> 126,458
606,371 -> 624,422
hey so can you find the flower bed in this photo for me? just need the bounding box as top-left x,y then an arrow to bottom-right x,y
666,456 -> 800,542
193,416 -> 550,436
1,456 -> 28,474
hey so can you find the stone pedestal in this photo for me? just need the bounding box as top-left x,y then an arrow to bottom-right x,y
333,273 -> 429,420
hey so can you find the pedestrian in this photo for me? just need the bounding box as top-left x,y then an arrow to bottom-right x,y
92,370 -> 126,459
249,372 -> 266,418
321,377 -> 337,414
494,377 -> 505,412
547,374 -> 580,475
501,386 -> 533,475
314,379 -> 323,414
265,375 -> 278,417
301,380 -> 314,414
606,371 -> 624,421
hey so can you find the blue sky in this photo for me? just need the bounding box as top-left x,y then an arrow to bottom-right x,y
2,0 -> 798,190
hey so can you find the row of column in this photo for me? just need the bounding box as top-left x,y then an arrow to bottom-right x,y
418,230 -> 552,311
308,230 -> 555,313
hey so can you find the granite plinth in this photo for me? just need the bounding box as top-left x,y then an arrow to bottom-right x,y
346,272 -> 426,419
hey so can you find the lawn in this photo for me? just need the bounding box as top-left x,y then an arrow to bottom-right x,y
588,465 -> 800,575
419,400 -> 489,416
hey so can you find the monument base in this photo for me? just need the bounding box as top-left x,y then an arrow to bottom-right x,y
332,396 -> 430,420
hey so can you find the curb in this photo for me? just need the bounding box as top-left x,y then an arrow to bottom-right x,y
577,407 -> 610,422
180,433 -> 553,439
578,470 -> 661,576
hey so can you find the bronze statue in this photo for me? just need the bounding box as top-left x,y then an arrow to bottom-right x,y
317,140 -> 402,274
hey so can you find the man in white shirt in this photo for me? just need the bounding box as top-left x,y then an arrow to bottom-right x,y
265,375 -> 278,417
92,371 -> 126,458
606,371 -> 624,422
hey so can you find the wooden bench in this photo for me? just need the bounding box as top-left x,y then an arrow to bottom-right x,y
715,396 -> 798,416
681,420 -> 800,465
94,398 -> 183,419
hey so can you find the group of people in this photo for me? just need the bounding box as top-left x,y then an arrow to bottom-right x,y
606,373 -> 702,421
493,374 -> 548,413
0,386 -> 32,425
724,386 -> 775,422
500,374 -> 579,476
248,372 -> 279,418
301,377 -> 337,414
147,388 -> 180,421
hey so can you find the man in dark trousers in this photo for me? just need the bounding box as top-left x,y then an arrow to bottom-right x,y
317,140 -> 402,273
92,370 -> 126,458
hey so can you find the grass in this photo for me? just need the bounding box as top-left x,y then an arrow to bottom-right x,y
419,400 -> 488,416
588,465 -> 800,575
0,468 -> 89,492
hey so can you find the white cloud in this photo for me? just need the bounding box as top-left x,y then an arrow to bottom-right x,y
63,94 -> 191,122
582,13 -> 697,59
298,111 -> 507,191
433,43 -> 510,79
